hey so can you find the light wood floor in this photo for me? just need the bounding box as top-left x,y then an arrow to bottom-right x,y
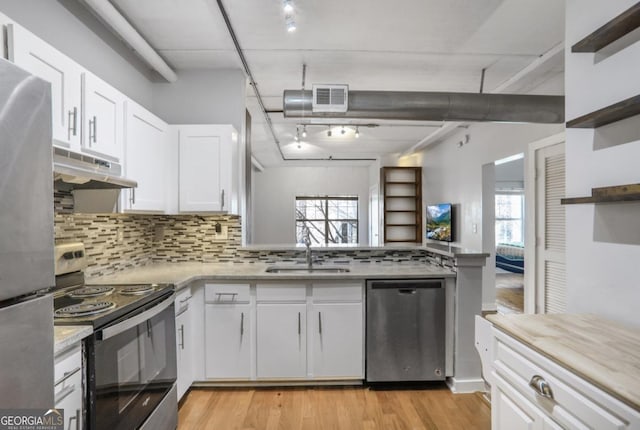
178,386 -> 491,430
496,272 -> 524,314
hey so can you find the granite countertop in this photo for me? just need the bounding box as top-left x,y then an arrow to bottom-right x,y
89,262 -> 455,290
54,325 -> 93,355
487,313 -> 640,410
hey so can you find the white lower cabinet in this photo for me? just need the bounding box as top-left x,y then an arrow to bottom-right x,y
204,283 -> 252,380
205,304 -> 252,379
200,281 -> 365,382
310,302 -> 363,378
256,303 -> 307,378
54,343 -> 83,430
491,328 -> 640,430
175,287 -> 193,401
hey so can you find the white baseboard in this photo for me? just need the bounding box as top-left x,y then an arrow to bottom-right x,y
446,377 -> 486,393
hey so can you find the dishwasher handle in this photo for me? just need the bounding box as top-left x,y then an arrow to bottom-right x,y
368,279 -> 444,290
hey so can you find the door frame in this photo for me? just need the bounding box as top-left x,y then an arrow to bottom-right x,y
524,132 -> 565,314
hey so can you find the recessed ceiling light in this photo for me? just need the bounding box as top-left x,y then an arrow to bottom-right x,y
283,0 -> 294,14
355,127 -> 360,138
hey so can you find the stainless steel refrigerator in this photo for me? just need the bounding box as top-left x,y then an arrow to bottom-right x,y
0,58 -> 55,407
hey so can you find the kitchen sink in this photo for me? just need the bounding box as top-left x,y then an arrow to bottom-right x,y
265,266 -> 351,273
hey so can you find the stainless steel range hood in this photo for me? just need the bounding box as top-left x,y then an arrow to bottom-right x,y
53,147 -> 137,189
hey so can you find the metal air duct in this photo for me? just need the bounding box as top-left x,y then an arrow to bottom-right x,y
283,90 -> 564,123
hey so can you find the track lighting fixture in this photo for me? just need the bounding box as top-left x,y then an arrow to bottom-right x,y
355,127 -> 360,138
285,15 -> 296,32
302,125 -> 307,138
283,0 -> 294,14
341,126 -> 346,135
327,126 -> 332,137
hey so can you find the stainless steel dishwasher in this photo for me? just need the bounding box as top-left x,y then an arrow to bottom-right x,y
366,279 -> 446,382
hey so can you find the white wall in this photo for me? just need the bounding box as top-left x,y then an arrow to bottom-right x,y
420,121 -> 563,309
0,0 -> 154,108
152,69 -> 247,133
253,166 -> 370,245
495,157 -> 525,190
565,0 -> 640,327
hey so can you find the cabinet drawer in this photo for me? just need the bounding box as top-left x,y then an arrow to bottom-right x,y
205,283 -> 250,303
312,283 -> 362,302
175,286 -> 192,315
55,343 -> 82,384
256,284 -> 307,302
493,330 -> 638,429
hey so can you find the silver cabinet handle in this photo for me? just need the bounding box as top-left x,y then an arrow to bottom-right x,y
298,312 -> 301,335
130,187 -> 136,206
68,409 -> 80,430
240,312 -> 244,336
221,189 -> 225,210
67,107 -> 78,139
54,366 -> 81,386
179,296 -> 192,303
318,312 -> 322,334
178,324 -> 184,349
89,116 -> 97,144
216,292 -> 237,301
529,375 -> 554,400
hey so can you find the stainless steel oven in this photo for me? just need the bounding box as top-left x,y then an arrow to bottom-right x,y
86,292 -> 177,430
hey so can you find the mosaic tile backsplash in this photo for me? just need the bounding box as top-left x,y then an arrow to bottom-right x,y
54,187 -> 452,278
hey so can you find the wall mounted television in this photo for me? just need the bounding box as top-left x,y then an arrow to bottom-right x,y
426,203 -> 453,242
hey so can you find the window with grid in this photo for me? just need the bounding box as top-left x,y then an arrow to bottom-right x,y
495,193 -> 524,244
295,196 -> 358,245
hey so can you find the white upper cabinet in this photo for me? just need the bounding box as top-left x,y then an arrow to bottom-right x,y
178,125 -> 238,213
123,100 -> 168,212
7,23 -> 82,152
81,72 -> 125,161
7,23 -> 124,161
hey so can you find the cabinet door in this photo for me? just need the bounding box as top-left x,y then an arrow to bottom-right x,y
205,304 -> 251,379
257,303 -> 306,378
123,101 -> 168,212
7,23 -> 82,151
175,310 -> 192,401
82,72 -> 125,161
178,125 -> 233,212
55,345 -> 83,430
311,302 -> 363,379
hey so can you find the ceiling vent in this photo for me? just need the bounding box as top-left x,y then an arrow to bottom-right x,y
312,84 -> 348,113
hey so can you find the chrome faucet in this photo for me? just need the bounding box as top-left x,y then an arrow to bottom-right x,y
302,226 -> 312,269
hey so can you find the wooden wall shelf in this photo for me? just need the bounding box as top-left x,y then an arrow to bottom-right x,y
381,166 -> 422,244
566,94 -> 640,128
561,183 -> 640,205
571,3 -> 640,53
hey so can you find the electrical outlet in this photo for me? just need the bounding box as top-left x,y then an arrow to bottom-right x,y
473,223 -> 478,234
212,225 -> 228,241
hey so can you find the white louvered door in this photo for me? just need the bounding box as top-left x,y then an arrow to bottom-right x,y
535,143 -> 566,313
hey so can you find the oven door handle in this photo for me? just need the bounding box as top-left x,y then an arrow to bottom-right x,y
98,293 -> 175,341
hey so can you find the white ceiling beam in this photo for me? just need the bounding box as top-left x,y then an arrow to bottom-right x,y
82,0 -> 178,83
402,41 -> 565,156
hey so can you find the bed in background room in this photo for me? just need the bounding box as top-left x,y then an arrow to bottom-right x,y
496,243 -> 524,274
